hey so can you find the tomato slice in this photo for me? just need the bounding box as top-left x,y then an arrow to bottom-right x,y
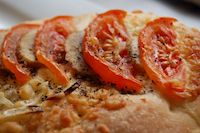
2,24 -> 39,84
35,16 -> 76,85
83,10 -> 142,91
138,17 -> 194,99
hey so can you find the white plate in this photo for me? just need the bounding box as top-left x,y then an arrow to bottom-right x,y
0,0 -> 199,29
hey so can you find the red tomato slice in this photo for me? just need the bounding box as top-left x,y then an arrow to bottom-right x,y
83,10 -> 142,91
2,24 -> 39,84
35,16 -> 76,85
138,17 -> 194,100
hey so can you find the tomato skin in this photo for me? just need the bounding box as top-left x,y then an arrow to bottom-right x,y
83,49 -> 142,91
2,24 -> 39,84
138,17 -> 193,100
83,10 -> 142,91
35,16 -> 75,85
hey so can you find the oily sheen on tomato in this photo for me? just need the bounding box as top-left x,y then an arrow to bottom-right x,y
35,16 -> 76,85
2,24 -> 39,84
138,17 -> 195,100
83,10 -> 142,91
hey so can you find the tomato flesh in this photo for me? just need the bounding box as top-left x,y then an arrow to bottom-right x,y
139,17 -> 192,99
35,16 -> 75,85
83,10 -> 142,91
2,24 -> 39,84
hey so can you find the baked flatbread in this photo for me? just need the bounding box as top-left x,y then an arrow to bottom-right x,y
0,10 -> 199,133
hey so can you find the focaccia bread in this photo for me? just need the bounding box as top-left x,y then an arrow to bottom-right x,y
0,10 -> 199,133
